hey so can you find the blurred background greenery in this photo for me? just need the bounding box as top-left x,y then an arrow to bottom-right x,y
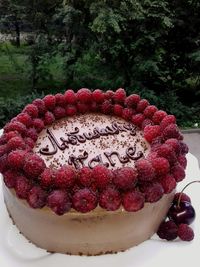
0,0 -> 199,128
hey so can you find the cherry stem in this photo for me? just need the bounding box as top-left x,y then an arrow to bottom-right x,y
178,180 -> 200,207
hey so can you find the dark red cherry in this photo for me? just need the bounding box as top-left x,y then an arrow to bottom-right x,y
168,201 -> 195,225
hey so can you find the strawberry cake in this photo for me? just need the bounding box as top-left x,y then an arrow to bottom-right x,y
0,88 -> 188,255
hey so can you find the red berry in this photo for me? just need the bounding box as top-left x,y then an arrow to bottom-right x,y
174,192 -> 191,204
23,104 -> 39,118
0,154 -> 8,173
141,119 -> 153,130
7,150 -> 26,170
32,99 -> 46,115
25,127 -> 38,141
47,190 -> 71,215
136,99 -> 149,113
122,108 -> 134,121
0,144 -> 7,157
78,167 -> 93,187
177,155 -> 187,168
4,131 -> 20,141
157,221 -> 178,241
99,187 -> 121,211
122,190 -> 145,212
40,168 -> 56,188
113,104 -> 123,116
157,144 -> 177,164
24,137 -> 35,149
92,165 -> 112,189
64,89 -> 77,104
165,138 -> 181,155
151,157 -> 170,176
179,141 -> 189,155
125,94 -> 140,108
66,105 -> 77,116
77,102 -> 89,114
105,90 -> 114,100
27,186 -> 47,208
136,159 -> 155,181
144,125 -> 161,143
77,88 -> 92,103
152,110 -> 167,124
143,105 -> 158,118
171,164 -> 185,182
44,111 -> 55,125
55,165 -> 76,189
101,100 -> 113,114
7,136 -> 26,151
33,118 -> 44,133
23,154 -> 46,178
162,124 -> 181,140
15,175 -> 31,199
55,93 -> 66,107
90,101 -> 99,112
53,106 -> 66,119
132,113 -> 145,127
178,224 -> 194,241
92,89 -> 105,103
160,174 -> 176,193
17,113 -> 32,127
113,88 -> 126,103
113,167 -> 137,190
4,121 -> 26,134
72,188 -> 98,213
0,135 -> 6,145
142,182 -> 164,203
3,170 -> 18,188
43,95 -> 56,110
160,115 -> 176,130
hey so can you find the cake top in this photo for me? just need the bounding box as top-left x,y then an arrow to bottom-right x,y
0,88 -> 188,215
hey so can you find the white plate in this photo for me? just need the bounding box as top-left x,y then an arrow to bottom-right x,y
0,149 -> 200,267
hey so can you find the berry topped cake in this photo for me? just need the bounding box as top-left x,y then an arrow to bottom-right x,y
0,88 -> 188,255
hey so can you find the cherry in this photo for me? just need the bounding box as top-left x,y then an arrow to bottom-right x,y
168,201 -> 195,225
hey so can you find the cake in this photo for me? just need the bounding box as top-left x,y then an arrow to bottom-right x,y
0,88 -> 188,255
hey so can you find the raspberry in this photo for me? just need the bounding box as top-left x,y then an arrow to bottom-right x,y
47,190 -> 71,215
173,192 -> 191,204
122,190 -> 145,212
0,144 -> 7,157
55,93 -> 66,107
77,88 -> 92,103
17,113 -> 32,127
0,135 -> 6,145
77,102 -> 89,114
157,221 -> 178,240
23,154 -> 46,178
165,138 -> 181,155
53,106 -> 66,119
90,101 -> 99,112
92,89 -> 105,103
15,175 -> 31,199
160,174 -> 176,193
43,95 -> 56,110
32,99 -> 46,115
125,94 -> 140,108
4,131 -> 20,141
105,90 -> 114,100
0,154 -> 8,173
122,108 -> 134,121
113,104 -> 123,116
40,168 -> 56,188
27,186 -> 47,208
177,155 -> 187,168
144,125 -> 161,143
72,188 -> 97,213
160,115 -> 176,130
33,118 -> 44,133
25,127 -> 38,141
113,167 -> 137,190
101,100 -> 113,114
142,182 -> 164,203
7,150 -> 26,170
23,104 -> 39,118
66,105 -> 77,116
44,111 -> 55,125
92,165 -> 112,189
151,136 -> 163,150
141,119 -> 153,130
132,114 -> 145,127
143,105 -> 158,118
151,157 -> 170,176
55,165 -> 76,189
152,110 -> 167,124
99,187 -> 121,211
135,159 -> 155,181
78,167 -> 93,187
157,144 -> 177,164
3,170 -> 18,188
4,121 -> 26,134
64,89 -> 77,104
113,88 -> 126,103
7,136 -> 26,151
178,224 -> 194,241
146,151 -> 158,162
162,124 -> 181,140
136,99 -> 149,113
171,164 -> 185,182
179,141 -> 189,155
24,137 -> 35,149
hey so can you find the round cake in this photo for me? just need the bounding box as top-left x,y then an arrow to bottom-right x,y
0,88 -> 188,255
